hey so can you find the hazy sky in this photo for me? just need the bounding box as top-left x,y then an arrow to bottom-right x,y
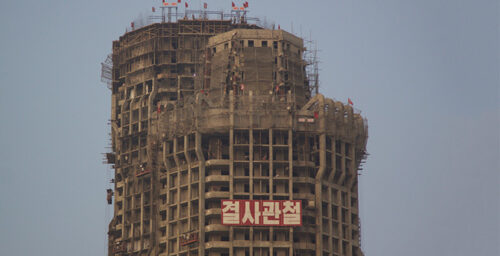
0,1 -> 498,255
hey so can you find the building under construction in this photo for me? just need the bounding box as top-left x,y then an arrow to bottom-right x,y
104,7 -> 368,256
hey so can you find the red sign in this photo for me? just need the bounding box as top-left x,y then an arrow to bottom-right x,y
221,200 -> 302,226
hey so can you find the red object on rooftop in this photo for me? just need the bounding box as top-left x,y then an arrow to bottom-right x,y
244,2 -> 249,8
232,2 -> 235,7
185,2 -> 188,7
178,0 -> 181,3
131,22 -> 134,28
152,7 -> 155,12
348,98 -> 353,105
204,2 -> 207,9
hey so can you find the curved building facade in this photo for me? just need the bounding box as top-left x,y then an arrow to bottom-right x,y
106,18 -> 368,256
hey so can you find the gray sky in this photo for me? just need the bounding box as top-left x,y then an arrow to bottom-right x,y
0,0 -> 498,255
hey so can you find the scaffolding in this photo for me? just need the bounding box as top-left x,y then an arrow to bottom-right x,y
101,54 -> 113,89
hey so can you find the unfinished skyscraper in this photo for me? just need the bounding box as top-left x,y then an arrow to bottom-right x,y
104,8 -> 368,256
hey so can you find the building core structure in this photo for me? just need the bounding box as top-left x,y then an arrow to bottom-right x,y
105,11 -> 368,256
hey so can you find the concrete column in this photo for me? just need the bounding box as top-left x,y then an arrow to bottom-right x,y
195,131 -> 206,256
229,91 -> 235,256
315,95 -> 326,256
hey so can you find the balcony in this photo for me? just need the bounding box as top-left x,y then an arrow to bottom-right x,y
204,241 -> 231,249
205,224 -> 229,232
205,159 -> 230,166
293,242 -> 316,251
293,177 -> 315,184
205,208 -> 221,216
205,191 -> 230,199
293,193 -> 315,200
293,160 -> 316,167
205,175 -> 230,183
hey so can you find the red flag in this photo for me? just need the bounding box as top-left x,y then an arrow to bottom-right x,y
204,2 -> 207,9
152,7 -> 155,12
131,22 -> 134,28
244,1 -> 248,8
314,111 -> 319,119
178,0 -> 181,3
232,2 -> 235,7
278,24 -> 280,30
162,0 -> 165,2
348,98 -> 353,105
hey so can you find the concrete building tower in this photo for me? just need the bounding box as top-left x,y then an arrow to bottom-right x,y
105,13 -> 368,256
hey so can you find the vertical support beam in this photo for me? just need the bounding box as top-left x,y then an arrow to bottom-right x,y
328,137 -> 337,183
315,95 -> 326,256
148,77 -> 158,255
195,131 -> 206,256
249,90 -> 254,200
288,128 -> 294,256
339,141 -> 346,256
248,91 -> 254,256
347,143 -> 356,256
185,135 -> 192,234
174,137 -> 181,253
229,90 -> 235,256
123,179 -> 130,240
328,137 -> 334,256
140,186 -> 144,251
268,128 -> 274,256
162,141 -> 170,254
327,185 -> 333,256
287,90 -> 294,256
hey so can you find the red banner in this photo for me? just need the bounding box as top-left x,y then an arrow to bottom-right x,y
221,200 -> 302,226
